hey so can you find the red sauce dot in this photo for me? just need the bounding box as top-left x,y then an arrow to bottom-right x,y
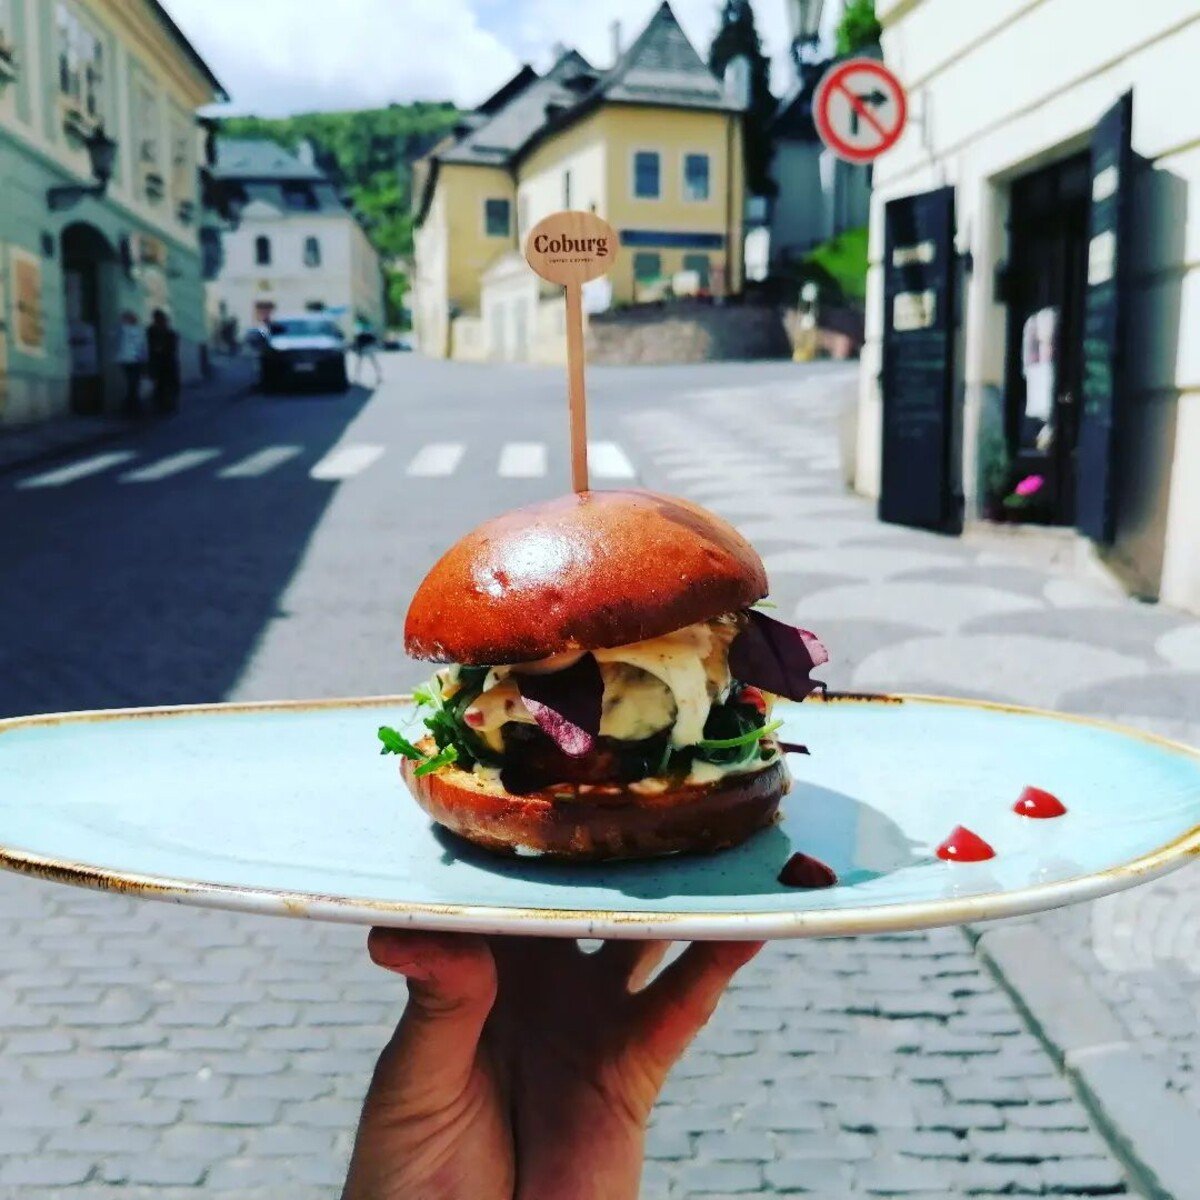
936,825 -> 996,863
1013,786 -> 1067,819
778,852 -> 838,888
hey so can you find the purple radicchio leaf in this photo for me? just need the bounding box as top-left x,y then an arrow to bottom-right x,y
515,653 -> 604,759
777,742 -> 810,756
729,609 -> 829,703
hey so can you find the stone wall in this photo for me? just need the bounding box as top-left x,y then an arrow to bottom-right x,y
586,300 -> 791,365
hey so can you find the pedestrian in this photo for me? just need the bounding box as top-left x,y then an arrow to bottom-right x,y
341,929 -> 760,1200
146,309 -> 181,414
114,310 -> 147,417
351,315 -> 382,386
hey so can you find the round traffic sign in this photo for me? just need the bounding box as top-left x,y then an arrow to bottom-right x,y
813,58 -> 907,164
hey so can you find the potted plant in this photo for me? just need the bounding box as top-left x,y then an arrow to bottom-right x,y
1001,473 -> 1051,522
978,425 -> 1011,521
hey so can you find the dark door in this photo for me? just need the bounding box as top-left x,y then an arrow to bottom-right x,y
879,186 -> 958,531
1076,91 -> 1133,543
1002,152 -> 1091,525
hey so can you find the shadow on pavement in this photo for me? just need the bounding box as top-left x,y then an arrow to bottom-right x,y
0,385 -> 375,718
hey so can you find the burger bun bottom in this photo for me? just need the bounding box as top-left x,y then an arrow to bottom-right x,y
401,751 -> 789,862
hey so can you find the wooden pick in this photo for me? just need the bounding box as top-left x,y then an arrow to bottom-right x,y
524,211 -> 618,493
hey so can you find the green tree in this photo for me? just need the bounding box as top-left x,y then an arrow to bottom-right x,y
708,0 -> 776,196
835,0 -> 882,55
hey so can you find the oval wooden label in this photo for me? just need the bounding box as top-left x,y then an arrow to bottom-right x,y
524,211 -> 617,286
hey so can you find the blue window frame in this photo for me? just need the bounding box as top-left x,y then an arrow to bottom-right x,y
683,153 -> 710,201
633,151 -> 660,199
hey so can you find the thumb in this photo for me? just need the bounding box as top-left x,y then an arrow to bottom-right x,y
365,928 -> 498,1112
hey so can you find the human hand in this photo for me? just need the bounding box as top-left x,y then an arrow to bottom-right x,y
341,931 -> 762,1200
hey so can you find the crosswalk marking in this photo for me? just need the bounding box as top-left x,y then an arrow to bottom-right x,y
310,443 -> 385,481
588,441 -> 636,480
406,442 -> 464,477
17,451 -> 136,489
218,445 -> 302,479
498,442 -> 546,478
119,448 -> 220,483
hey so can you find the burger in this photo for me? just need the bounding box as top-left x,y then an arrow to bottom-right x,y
379,489 -> 827,861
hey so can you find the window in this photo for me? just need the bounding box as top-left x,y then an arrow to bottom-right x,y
484,197 -> 510,237
57,3 -> 104,122
683,253 -> 711,289
633,251 -> 662,282
255,235 -> 272,266
303,236 -> 321,268
137,81 -> 160,164
562,169 -> 572,210
170,118 -> 192,200
283,183 -> 317,211
633,151 -> 660,199
683,153 -> 710,202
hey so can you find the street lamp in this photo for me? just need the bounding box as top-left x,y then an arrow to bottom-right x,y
791,0 -> 825,72
47,124 -> 117,212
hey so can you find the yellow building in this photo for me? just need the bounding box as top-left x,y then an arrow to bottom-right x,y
412,2 -> 745,361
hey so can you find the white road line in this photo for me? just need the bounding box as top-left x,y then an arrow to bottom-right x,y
119,448 -> 221,483
588,441 -> 636,480
406,442 -> 464,477
17,451 -> 136,489
498,442 -> 546,478
218,445 -> 302,479
310,443 -> 385,481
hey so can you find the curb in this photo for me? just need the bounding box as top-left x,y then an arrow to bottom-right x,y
0,365 -> 256,477
972,921 -> 1200,1200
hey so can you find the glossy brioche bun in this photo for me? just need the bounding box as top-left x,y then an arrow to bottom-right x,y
401,744 -> 788,861
404,489 -> 767,665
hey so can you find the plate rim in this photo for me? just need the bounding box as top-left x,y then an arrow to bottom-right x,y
1,692 -> 1197,940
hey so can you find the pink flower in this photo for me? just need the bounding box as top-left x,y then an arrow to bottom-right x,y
1014,474 -> 1044,497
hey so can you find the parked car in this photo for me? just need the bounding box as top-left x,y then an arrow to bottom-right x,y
257,316 -> 349,392
382,333 -> 413,352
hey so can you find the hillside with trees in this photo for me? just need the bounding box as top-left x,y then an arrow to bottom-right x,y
219,103 -> 461,326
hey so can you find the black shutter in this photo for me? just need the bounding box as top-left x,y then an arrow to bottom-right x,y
879,186 -> 958,532
1076,91 -> 1133,543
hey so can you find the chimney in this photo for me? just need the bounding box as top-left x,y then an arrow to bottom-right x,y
610,19 -> 622,63
296,139 -> 316,168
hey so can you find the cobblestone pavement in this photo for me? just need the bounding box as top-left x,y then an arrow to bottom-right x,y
0,358 -> 1195,1196
624,369 -> 1200,1138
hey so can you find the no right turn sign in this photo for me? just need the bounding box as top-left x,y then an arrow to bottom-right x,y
813,58 -> 908,164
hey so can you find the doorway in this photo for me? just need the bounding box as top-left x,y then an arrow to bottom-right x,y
61,223 -> 118,416
1002,152 -> 1090,524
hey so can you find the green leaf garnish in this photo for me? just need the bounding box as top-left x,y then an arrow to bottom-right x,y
752,599 -> 778,609
696,719 -> 782,752
414,745 -> 458,776
378,725 -> 423,758
412,682 -> 440,709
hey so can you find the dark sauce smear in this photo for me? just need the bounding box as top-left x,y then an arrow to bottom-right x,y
778,852 -> 838,888
1013,786 -> 1067,818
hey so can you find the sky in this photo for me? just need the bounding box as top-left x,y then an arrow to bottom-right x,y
160,0 -> 832,117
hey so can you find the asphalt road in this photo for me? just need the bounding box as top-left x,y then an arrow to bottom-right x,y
0,352 -> 1195,1197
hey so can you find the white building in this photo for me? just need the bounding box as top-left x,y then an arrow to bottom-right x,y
855,0 -> 1200,616
207,138 -> 383,335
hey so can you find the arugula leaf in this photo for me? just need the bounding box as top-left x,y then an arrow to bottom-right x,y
697,719 -> 782,751
378,725 -> 424,758
411,681 -> 440,709
414,745 -> 458,776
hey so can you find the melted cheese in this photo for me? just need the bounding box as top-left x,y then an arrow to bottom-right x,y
460,617 -> 740,752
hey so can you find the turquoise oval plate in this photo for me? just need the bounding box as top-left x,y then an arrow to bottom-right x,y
0,695 -> 1197,940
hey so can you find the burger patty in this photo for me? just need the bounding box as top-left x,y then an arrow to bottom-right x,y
499,724 -> 668,793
